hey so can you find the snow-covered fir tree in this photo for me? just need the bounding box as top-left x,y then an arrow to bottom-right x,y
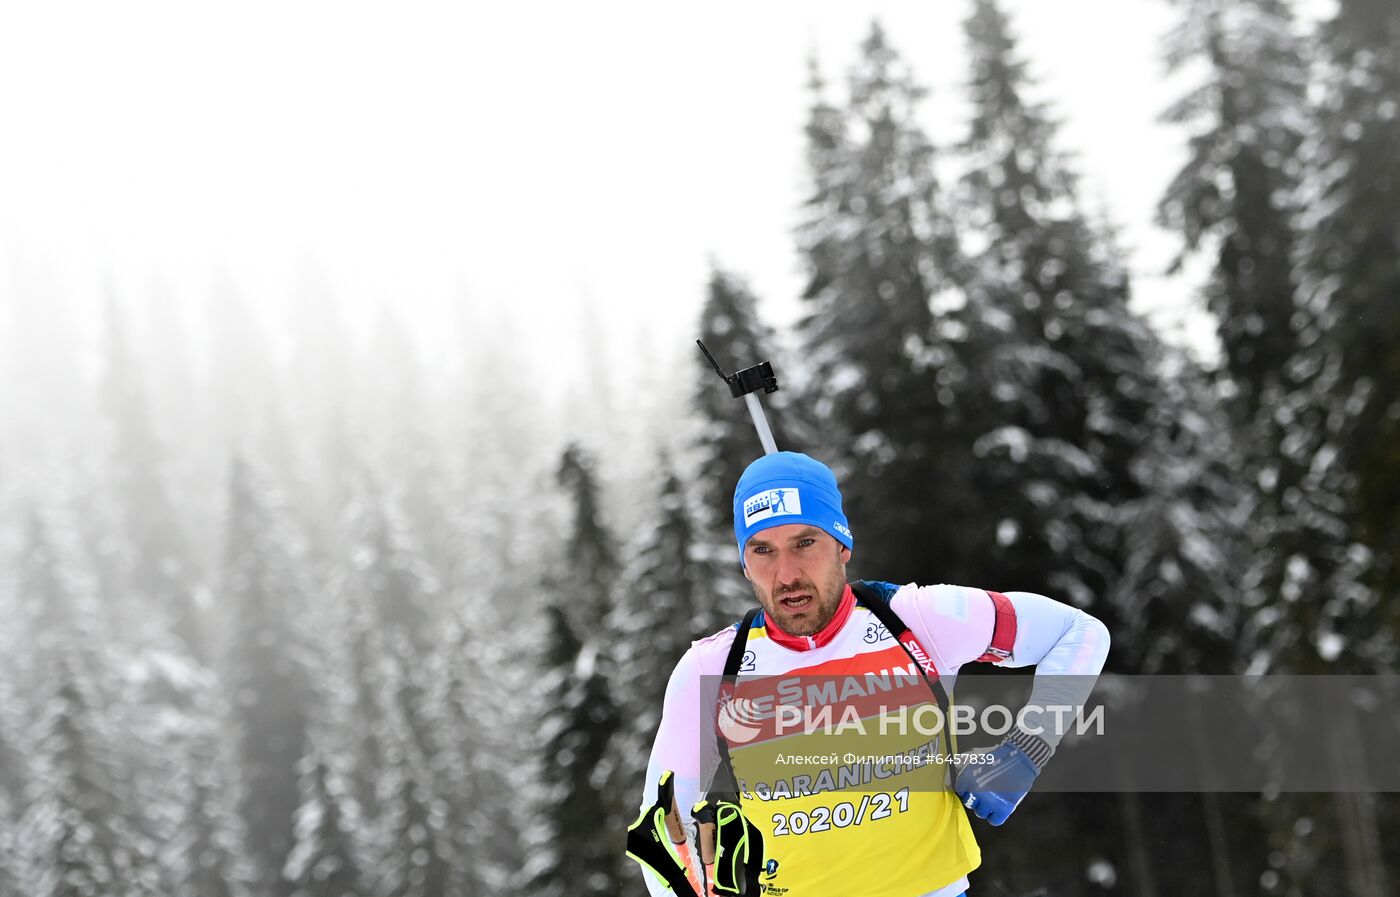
367,632 -> 454,897
608,455 -> 708,797
1303,0 -> 1400,621
1103,345 -> 1257,897
0,788 -> 16,897
334,577 -> 390,826
339,478 -> 443,697
317,448 -> 519,896
152,664 -> 259,897
220,456 -> 315,897
795,27 -> 974,586
15,512 -> 163,897
1109,350 -> 1246,674
530,605 -> 625,897
526,444 -> 625,897
956,0 -> 1175,612
553,444 -> 619,632
307,476 -> 462,895
437,461 -> 535,897
92,297 -> 256,897
433,608 -> 526,896
0,631 -> 25,817
1153,0 -> 1321,678
1251,3 -> 1400,893
1158,0 -> 1310,421
956,4 -> 1254,892
283,744 -> 370,897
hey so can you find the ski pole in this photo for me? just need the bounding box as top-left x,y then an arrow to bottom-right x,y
696,340 -> 780,455
626,770 -> 705,896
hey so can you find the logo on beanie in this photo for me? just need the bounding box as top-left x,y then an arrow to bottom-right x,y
743,488 -> 801,524
833,521 -> 852,540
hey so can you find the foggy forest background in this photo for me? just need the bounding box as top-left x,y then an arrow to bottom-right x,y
2,0 -> 1398,895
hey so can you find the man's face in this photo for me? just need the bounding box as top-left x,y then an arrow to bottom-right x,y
742,523 -> 851,637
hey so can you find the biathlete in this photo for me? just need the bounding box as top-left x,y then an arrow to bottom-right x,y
632,451 -> 1110,897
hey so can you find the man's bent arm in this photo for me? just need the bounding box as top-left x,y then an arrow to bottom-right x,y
894,585 -> 1110,750
995,590 -> 1110,749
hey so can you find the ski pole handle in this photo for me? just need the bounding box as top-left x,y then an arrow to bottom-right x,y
692,800 -> 719,865
664,787 -> 686,845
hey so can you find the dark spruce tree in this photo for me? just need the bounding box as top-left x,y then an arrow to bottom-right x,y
956,0 -> 1166,608
1195,0 -> 1373,683
957,3 -> 1250,894
608,455 -> 708,802
533,607 -> 626,897
20,656 -> 165,897
1154,7 -> 1355,891
795,28 -> 975,587
15,513 -> 162,897
284,747 -> 369,897
370,635 -> 454,897
115,641 -> 259,897
1158,0 -> 1310,421
1268,4 -> 1400,894
280,615 -> 371,897
93,299 -> 263,897
555,444 -> 620,632
163,702 -> 259,897
221,456 -> 315,897
1306,0 -> 1400,632
1154,0 -> 1328,675
435,609 -> 527,896
1110,351 -> 1246,675
339,589 -> 389,827
328,476 -> 463,895
0,789 -> 15,897
957,0 -> 1244,665
0,630 -> 27,828
338,478 -> 445,762
528,444 -> 625,897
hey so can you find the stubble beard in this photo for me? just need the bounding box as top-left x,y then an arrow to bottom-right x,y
756,558 -> 848,638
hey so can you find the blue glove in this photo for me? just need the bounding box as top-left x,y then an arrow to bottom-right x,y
954,729 -> 1051,826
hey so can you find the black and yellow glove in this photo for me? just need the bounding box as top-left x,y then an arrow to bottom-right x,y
626,771 -> 700,895
692,796 -> 765,896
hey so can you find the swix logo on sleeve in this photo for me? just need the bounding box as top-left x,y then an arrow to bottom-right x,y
743,488 -> 801,524
899,632 -> 938,677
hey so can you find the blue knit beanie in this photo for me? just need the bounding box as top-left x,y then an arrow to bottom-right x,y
733,452 -> 853,563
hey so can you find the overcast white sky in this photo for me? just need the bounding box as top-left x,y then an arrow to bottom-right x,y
2,0 -> 1327,386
